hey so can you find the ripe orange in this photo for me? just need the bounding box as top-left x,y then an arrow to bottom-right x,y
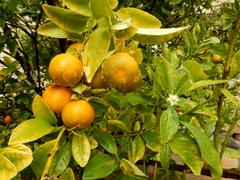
211,54 -> 222,63
62,100 -> 94,128
48,53 -> 84,86
3,115 -> 13,124
86,67 -> 107,89
42,85 -> 73,113
67,43 -> 85,58
102,52 -> 142,93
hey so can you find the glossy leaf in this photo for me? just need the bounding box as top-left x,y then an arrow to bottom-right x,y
82,151 -> 117,180
182,60 -> 207,82
63,0 -> 91,17
170,131 -> 203,175
82,28 -> 111,82
32,95 -> 58,124
37,22 -> 81,39
93,129 -> 117,155
0,154 -> 17,180
132,26 -> 189,44
88,136 -> 98,149
220,88 -> 240,108
49,141 -> 71,177
31,140 -> 55,177
0,144 -> 32,172
120,159 -> 148,178
182,122 -> 222,179
142,131 -> 161,152
42,4 -> 89,34
116,7 -> 161,28
108,120 -> 128,131
60,167 -> 75,180
160,107 -> 179,143
129,136 -> 145,163
72,131 -> 91,167
89,0 -> 115,22
8,118 -> 55,145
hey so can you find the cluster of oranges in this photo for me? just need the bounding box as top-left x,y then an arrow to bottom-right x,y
42,43 -> 142,129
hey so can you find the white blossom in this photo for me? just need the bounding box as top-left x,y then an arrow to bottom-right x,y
166,94 -> 179,106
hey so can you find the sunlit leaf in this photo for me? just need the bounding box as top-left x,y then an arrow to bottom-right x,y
132,26 -> 189,44
220,88 -> 240,108
8,118 -> 55,145
116,7 -> 161,28
72,131 -> 91,167
42,4 -> 89,34
32,95 -> 58,124
63,0 -> 91,16
188,80 -> 227,92
0,154 -> 17,180
82,151 -> 117,180
59,167 -> 75,180
82,28 -> 111,82
142,131 -> 161,152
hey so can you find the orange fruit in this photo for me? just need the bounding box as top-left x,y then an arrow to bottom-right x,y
69,42 -> 84,53
42,85 -> 73,113
102,52 -> 142,93
48,53 -> 84,86
211,54 -> 222,63
86,67 -> 107,89
62,100 -> 94,128
3,115 -> 13,124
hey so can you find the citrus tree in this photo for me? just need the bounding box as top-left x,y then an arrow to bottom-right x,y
1,0 -> 240,179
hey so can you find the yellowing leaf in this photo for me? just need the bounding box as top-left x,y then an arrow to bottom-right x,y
82,28 -> 111,82
0,154 -> 17,180
116,7 -> 161,28
42,4 -> 89,34
63,0 -> 91,17
132,26 -> 189,44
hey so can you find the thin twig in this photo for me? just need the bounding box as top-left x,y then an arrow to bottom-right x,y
40,127 -> 66,180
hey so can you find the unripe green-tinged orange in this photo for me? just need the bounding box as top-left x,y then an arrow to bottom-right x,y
102,52 -> 142,93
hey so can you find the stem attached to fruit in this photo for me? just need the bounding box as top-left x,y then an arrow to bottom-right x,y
214,12 -> 240,151
40,127 -> 66,180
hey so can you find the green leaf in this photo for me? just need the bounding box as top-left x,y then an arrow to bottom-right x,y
174,74 -> 192,95
116,7 -> 161,28
72,131 -> 91,167
142,131 -> 161,152
132,26 -> 189,44
88,136 -> 98,149
31,140 -> 55,177
0,154 -> 17,180
224,147 -> 240,159
93,129 -> 117,155
59,167 -> 75,180
42,4 -> 89,34
37,22 -> 82,39
220,88 -> 240,108
49,141 -> 71,177
188,80 -> 227,92
0,144 -> 32,172
89,0 -> 116,22
120,159 -> 148,178
182,60 -> 207,82
158,144 -> 170,170
63,0 -> 91,17
129,136 -> 145,164
169,131 -> 203,175
32,95 -> 58,125
82,151 -> 117,180
82,28 -> 111,82
8,118 -> 55,145
160,107 -> 179,143
182,122 -> 222,179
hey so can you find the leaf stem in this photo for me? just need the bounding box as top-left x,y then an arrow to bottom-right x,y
214,12 -> 240,150
40,127 -> 66,180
